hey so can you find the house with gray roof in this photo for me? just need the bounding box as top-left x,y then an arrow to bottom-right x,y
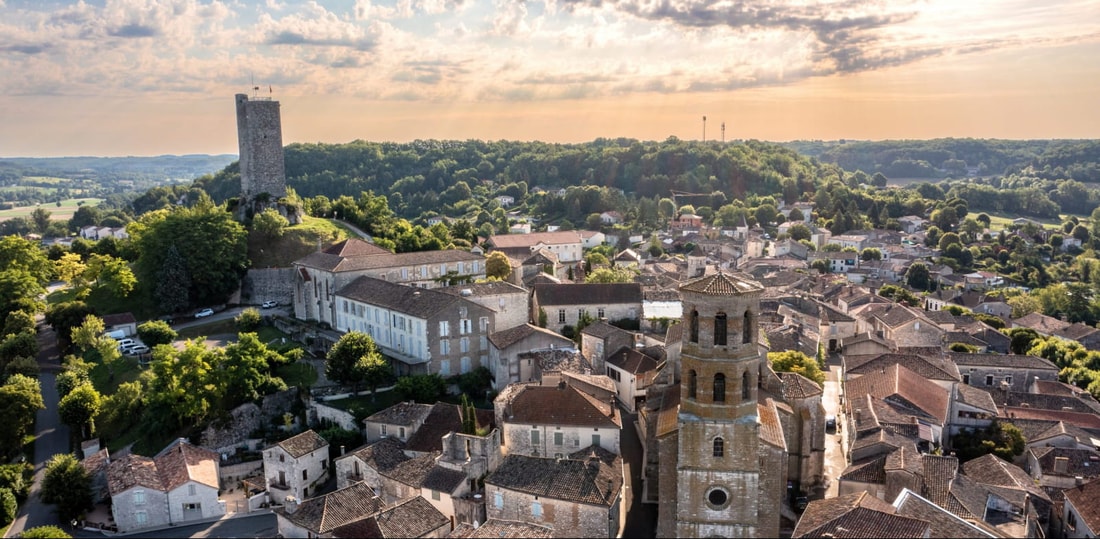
1063,478 -> 1100,539
794,490 -> 931,538
1026,446 -> 1100,490
335,275 -> 497,377
604,346 -> 662,412
949,352 -> 1059,393
530,283 -> 643,334
485,446 -> 623,538
488,323 -> 575,390
293,238 -> 486,326
495,382 -> 622,457
330,495 -> 450,538
450,518 -> 554,538
106,439 -> 224,533
275,481 -> 386,538
264,429 -> 330,501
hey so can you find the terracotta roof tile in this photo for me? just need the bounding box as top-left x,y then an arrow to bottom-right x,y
845,363 -> 950,424
487,231 -> 583,249
1064,478 -> 1100,533
679,270 -> 764,296
892,489 -> 996,538
960,454 -> 1050,502
404,402 -> 495,454
758,399 -> 787,450
107,454 -> 162,494
948,352 -> 1058,371
501,384 -> 621,429
153,438 -> 220,491
840,455 -> 887,483
532,282 -> 643,307
337,276 -> 464,319
794,491 -> 909,537
364,402 -> 433,427
606,347 -> 660,375
780,372 -> 824,399
488,324 -> 572,350
332,496 -> 448,539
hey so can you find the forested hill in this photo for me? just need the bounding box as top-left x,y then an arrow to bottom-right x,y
782,139 -> 1100,182
195,138 -> 830,218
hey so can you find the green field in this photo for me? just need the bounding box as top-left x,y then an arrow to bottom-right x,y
0,197 -> 103,222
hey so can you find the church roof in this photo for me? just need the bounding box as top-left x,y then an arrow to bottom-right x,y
679,271 -> 764,296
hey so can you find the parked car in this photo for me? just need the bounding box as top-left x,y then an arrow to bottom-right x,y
194,308 -> 214,318
261,300 -> 278,309
126,344 -> 150,355
825,414 -> 837,432
115,338 -> 136,352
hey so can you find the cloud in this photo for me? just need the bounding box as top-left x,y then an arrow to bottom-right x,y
0,43 -> 51,54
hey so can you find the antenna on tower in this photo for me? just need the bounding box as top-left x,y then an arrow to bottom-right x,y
721,122 -> 726,144
250,72 -> 259,97
702,115 -> 707,143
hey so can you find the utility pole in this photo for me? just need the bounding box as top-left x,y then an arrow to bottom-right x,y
721,122 -> 726,143
702,115 -> 707,142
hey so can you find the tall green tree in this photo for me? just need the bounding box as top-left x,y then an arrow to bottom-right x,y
58,383 -> 102,439
217,333 -> 289,406
767,350 -> 825,386
137,320 -> 177,347
326,332 -> 391,399
252,208 -> 289,239
485,251 -> 512,281
906,261 -> 931,291
41,453 -> 93,522
0,374 -> 44,455
147,340 -> 219,428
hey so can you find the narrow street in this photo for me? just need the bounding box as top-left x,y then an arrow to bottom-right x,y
4,325 -> 70,538
821,364 -> 848,500
619,406 -> 658,538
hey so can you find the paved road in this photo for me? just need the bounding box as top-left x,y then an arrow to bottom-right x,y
619,406 -> 658,539
5,326 -> 70,538
821,365 -> 848,499
72,513 -> 277,539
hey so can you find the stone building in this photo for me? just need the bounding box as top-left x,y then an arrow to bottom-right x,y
530,283 -> 643,334
235,93 -> 287,220
646,271 -> 824,538
495,382 -> 622,457
106,439 -> 223,533
264,429 -> 330,501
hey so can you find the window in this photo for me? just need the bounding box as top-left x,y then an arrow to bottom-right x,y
461,337 -> 470,354
439,321 -> 450,337
713,437 -> 724,457
440,359 -> 451,376
134,490 -> 145,505
713,373 -> 726,402
688,370 -> 697,399
558,309 -> 566,323
962,374 -> 970,384
342,300 -> 348,313
460,319 -> 472,334
598,307 -> 605,319
986,375 -> 994,386
689,309 -> 699,343
707,488 -> 729,509
460,306 -> 468,317
742,371 -> 751,401
494,492 -> 503,509
574,438 -> 580,447
714,312 -> 728,346
280,454 -> 285,463
303,469 -> 308,481
480,335 -> 488,349
532,500 -> 542,518
578,308 -> 587,320
480,317 -> 489,333
440,340 -> 450,355
1004,375 -> 1013,385
188,484 -> 196,496
461,356 -> 471,374
742,310 -> 753,344
592,434 -> 601,447
399,427 -> 406,439
431,489 -> 440,500
136,511 -> 148,525
554,432 -> 563,446
381,424 -> 387,436
531,429 -> 540,445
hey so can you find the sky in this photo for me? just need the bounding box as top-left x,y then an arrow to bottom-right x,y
1,0 -> 1099,157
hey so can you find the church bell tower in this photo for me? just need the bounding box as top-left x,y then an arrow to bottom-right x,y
675,271 -> 765,538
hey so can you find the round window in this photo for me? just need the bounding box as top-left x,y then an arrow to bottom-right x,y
707,488 -> 728,508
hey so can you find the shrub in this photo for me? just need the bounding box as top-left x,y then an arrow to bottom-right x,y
235,308 -> 262,332
0,487 -> 14,526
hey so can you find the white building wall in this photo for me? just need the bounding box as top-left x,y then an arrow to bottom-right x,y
336,300 -> 429,363
166,482 -> 223,523
112,487 -> 170,533
264,446 -> 330,500
502,422 -> 621,457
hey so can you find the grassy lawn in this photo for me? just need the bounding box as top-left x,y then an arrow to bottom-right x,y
248,216 -> 350,269
276,362 -> 318,389
0,197 -> 102,221
177,318 -> 238,340
322,390 -> 403,422
89,356 -> 144,395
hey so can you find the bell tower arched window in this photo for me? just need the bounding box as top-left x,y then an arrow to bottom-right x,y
713,437 -> 724,457
742,371 -> 751,401
713,373 -> 726,402
688,370 -> 697,399
689,309 -> 699,343
742,310 -> 753,344
714,312 -> 728,346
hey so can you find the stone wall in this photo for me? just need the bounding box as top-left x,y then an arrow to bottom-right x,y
240,268 -> 296,306
486,484 -> 617,538
312,401 -> 358,432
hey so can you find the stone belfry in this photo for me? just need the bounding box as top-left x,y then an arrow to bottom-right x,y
235,93 -> 287,220
675,270 -> 764,538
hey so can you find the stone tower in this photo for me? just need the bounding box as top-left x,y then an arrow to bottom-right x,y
675,271 -> 764,538
235,93 -> 286,219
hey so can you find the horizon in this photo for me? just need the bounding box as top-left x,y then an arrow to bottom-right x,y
6,134 -> 1100,160
2,0 -> 1098,157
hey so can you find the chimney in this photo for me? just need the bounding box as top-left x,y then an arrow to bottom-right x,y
340,445 -> 346,456
285,495 -> 299,514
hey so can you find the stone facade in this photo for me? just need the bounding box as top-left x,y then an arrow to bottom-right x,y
488,325 -> 576,390
240,268 -> 295,307
264,431 -> 330,500
235,94 -> 286,219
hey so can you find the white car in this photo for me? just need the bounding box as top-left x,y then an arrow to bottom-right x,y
261,301 -> 278,309
194,308 -> 214,318
126,344 -> 150,355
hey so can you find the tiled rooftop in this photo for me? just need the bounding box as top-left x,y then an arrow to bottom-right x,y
487,446 -> 622,507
